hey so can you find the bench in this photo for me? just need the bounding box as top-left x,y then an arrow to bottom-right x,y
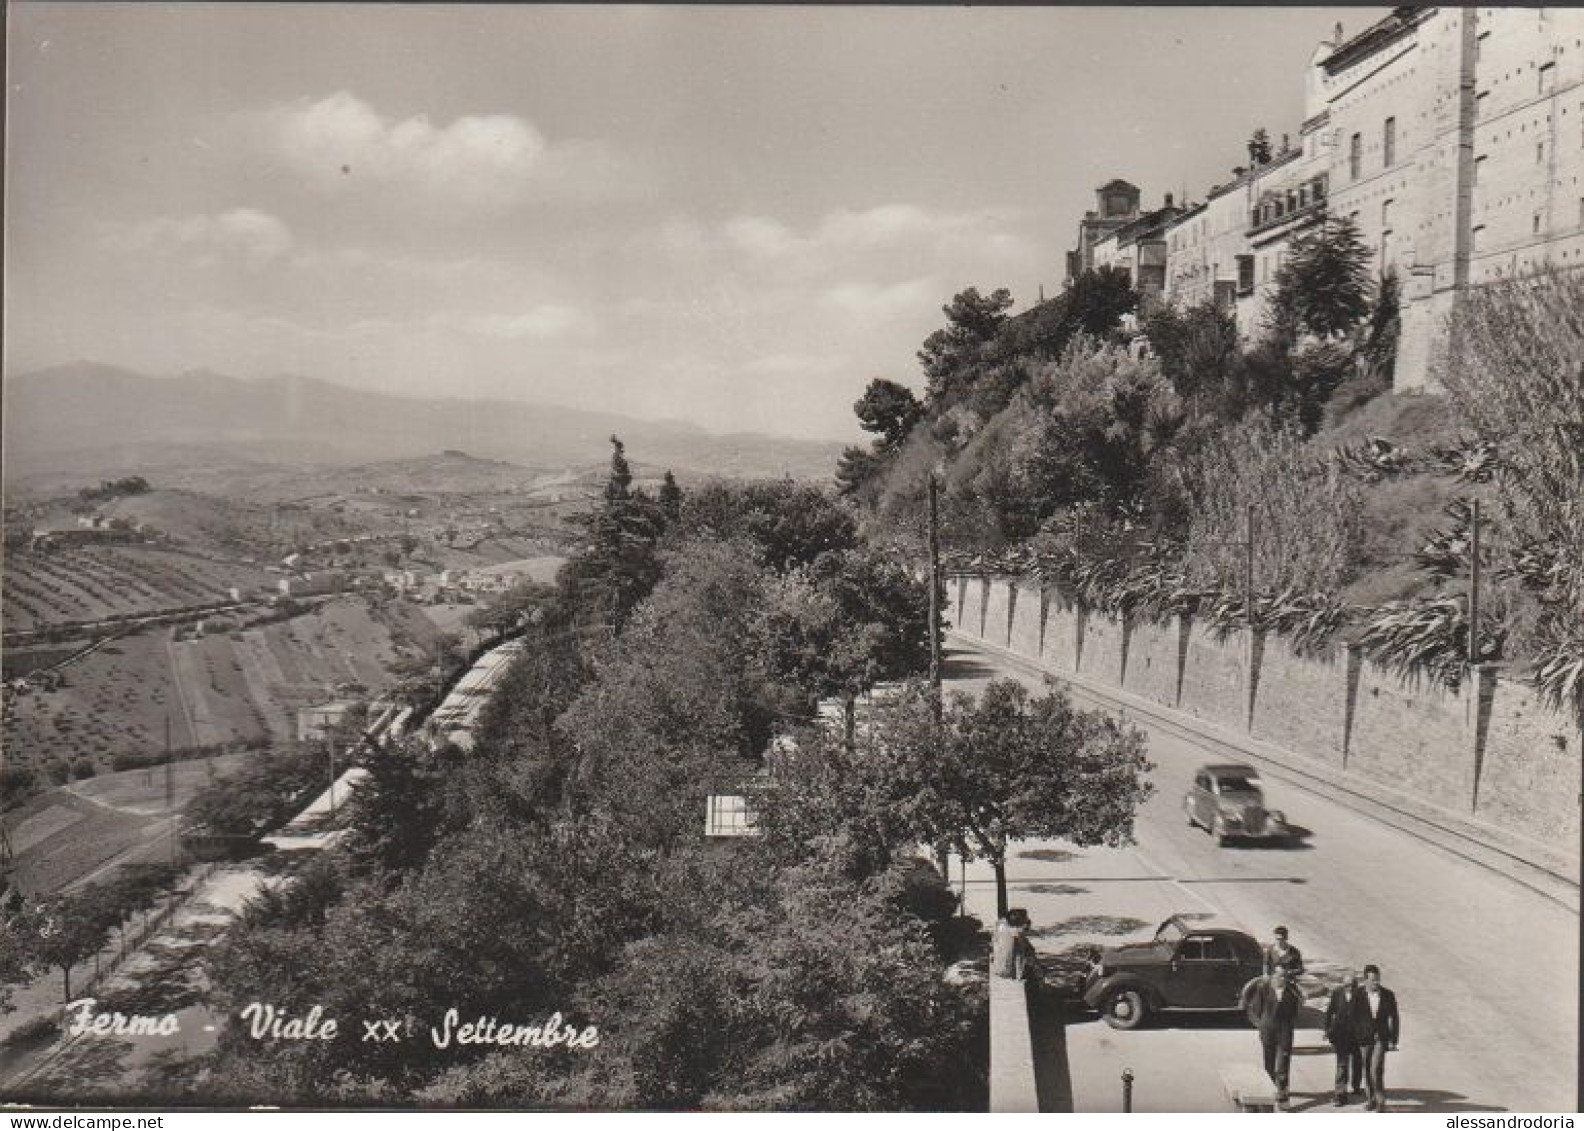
1220,1064 -> 1279,1112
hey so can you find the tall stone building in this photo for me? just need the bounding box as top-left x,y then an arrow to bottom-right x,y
1116,7 -> 1584,388
1089,193 -> 1186,305
1066,179 -> 1142,280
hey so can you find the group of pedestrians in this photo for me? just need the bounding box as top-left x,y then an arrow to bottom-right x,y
1239,926 -> 1401,1111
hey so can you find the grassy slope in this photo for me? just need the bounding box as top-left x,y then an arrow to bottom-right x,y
1307,393 -> 1474,608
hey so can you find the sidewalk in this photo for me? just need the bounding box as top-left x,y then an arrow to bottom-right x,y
2,862 -> 273,1100
951,631 -> 1580,913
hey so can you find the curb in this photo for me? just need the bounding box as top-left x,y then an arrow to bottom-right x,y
949,631 -> 1581,915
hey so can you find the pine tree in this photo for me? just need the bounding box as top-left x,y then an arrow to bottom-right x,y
1265,216 -> 1374,342
658,470 -> 683,526
560,436 -> 662,631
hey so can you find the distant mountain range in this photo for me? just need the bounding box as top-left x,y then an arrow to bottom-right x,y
3,364 -> 845,493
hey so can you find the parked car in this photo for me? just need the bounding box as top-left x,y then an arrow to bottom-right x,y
1080,915 -> 1264,1029
1184,763 -> 1292,845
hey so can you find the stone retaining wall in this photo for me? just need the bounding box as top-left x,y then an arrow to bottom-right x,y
953,575 -> 1580,872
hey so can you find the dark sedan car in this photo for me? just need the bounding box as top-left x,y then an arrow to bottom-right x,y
1080,915 -> 1264,1029
1184,763 -> 1293,845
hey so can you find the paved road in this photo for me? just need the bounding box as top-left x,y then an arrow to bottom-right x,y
943,640 -> 1578,1113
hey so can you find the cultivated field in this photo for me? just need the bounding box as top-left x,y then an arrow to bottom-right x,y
2,753 -> 248,896
2,546 -> 273,632
3,596 -> 437,793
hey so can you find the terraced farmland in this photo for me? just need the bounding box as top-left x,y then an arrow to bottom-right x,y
2,547 -> 274,632
2,597 -> 428,799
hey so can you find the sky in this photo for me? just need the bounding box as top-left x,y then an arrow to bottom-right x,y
4,4 -> 1383,441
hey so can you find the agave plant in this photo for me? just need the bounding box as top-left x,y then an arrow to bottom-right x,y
1199,586 -> 1256,641
1330,437 -> 1418,483
1260,587 -> 1351,657
1428,436 -> 1504,483
1496,536 -> 1572,597
1530,638 -> 1584,730
1357,596 -> 1504,692
1413,498 -> 1476,580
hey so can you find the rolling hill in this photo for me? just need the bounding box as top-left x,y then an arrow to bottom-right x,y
2,363 -> 846,492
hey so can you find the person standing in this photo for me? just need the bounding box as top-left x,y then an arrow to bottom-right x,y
1263,925 -> 1305,978
1325,972 -> 1371,1105
991,908 -> 1039,983
1240,966 -> 1304,1105
1358,964 -> 1400,1112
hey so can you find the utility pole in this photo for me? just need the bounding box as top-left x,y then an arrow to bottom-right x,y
165,715 -> 176,865
1467,497 -> 1482,665
928,470 -> 950,882
1245,503 -> 1256,635
928,471 -> 943,722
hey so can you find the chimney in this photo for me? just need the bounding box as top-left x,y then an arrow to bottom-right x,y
1164,192 -> 1174,209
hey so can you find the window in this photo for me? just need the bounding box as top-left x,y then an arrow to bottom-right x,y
1534,212 -> 1543,235
1382,198 -> 1394,226
1473,224 -> 1486,251
704,794 -> 757,838
1538,140 -> 1547,164
1578,197 -> 1584,228
1474,154 -> 1487,184
1237,254 -> 1255,294
1384,117 -> 1397,166
1350,132 -> 1363,180
1541,61 -> 1556,95
1200,937 -> 1236,962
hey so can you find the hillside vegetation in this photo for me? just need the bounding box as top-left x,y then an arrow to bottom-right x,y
840,226 -> 1583,724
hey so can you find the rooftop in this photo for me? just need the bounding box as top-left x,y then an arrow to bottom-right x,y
1318,6 -> 1428,75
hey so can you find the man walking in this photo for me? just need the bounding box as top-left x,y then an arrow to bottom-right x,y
1324,972 -> 1371,1105
1240,965 -> 1304,1105
1263,925 -> 1305,978
1358,964 -> 1400,1112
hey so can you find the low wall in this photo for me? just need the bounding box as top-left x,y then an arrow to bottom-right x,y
952,575 -> 1581,874
989,976 -> 1039,1112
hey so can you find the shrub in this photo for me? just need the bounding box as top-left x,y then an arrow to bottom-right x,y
1,1015 -> 60,1049
1180,416 -> 1363,597
0,765 -> 36,801
1441,267 -> 1584,725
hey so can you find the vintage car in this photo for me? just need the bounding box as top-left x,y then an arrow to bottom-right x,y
1080,915 -> 1265,1029
1184,763 -> 1293,845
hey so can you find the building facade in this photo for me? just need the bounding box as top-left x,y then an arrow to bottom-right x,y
1066,179 -> 1142,280
1090,194 -> 1186,304
1096,8 -> 1584,389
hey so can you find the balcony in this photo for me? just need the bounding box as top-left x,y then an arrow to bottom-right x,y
1248,176 -> 1329,238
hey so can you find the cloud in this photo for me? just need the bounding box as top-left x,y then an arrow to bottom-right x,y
103,208 -> 294,268
722,215 -> 799,258
820,276 -> 940,319
650,203 -> 1032,287
456,305 -> 593,341
262,92 -> 636,212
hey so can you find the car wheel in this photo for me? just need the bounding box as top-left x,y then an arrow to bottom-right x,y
1102,988 -> 1149,1030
